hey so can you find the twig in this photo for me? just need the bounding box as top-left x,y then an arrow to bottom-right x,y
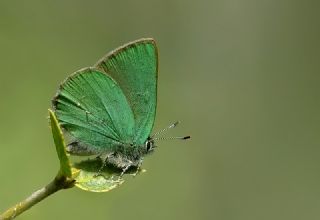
0,175 -> 74,220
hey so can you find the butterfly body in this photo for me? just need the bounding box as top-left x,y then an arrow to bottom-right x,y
53,39 -> 157,172
66,135 -> 155,170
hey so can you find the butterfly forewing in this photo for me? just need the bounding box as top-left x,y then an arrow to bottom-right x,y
53,68 -> 135,153
95,39 -> 158,145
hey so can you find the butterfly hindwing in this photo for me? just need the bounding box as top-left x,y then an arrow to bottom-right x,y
95,38 -> 158,145
53,68 -> 135,154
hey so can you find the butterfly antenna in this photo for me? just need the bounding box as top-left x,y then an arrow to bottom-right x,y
153,136 -> 191,141
151,121 -> 180,138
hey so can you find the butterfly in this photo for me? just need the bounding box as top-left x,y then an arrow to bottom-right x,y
52,38 -> 189,175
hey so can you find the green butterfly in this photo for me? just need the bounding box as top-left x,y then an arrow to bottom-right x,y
53,38 -> 189,175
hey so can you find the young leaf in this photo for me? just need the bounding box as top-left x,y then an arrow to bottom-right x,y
73,158 -> 145,192
73,158 -> 124,192
49,109 -> 72,178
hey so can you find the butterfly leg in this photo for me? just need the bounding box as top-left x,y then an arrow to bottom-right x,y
120,160 -> 133,177
131,158 -> 143,177
93,153 -> 113,178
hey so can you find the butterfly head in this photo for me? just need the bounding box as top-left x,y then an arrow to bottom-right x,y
143,121 -> 190,155
144,138 -> 156,153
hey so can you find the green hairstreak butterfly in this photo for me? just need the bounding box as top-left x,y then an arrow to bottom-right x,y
52,38 -> 190,175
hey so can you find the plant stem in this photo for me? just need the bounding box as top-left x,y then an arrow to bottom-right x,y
0,175 -> 74,220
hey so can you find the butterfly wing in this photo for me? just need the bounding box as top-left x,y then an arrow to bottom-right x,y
95,38 -> 158,145
52,68 -> 135,154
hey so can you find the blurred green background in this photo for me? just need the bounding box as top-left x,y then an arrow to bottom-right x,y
1,0 -> 320,219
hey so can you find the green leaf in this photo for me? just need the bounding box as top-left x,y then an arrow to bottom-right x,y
73,158 -> 145,192
49,109 -> 72,178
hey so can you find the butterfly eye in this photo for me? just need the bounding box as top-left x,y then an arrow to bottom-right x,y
146,140 -> 153,151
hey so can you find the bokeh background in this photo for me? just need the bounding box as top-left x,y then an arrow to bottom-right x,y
1,0 -> 320,219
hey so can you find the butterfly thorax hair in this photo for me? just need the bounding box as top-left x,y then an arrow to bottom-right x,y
67,137 -> 155,170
